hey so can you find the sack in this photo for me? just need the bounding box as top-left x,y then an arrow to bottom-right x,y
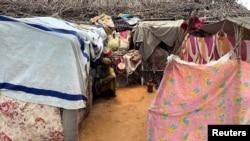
128,49 -> 142,62
107,31 -> 130,50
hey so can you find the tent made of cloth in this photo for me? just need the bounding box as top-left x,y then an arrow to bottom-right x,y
201,17 -> 250,40
179,17 -> 250,64
0,15 -> 107,141
132,20 -> 184,61
147,17 -> 250,141
0,15 -> 105,110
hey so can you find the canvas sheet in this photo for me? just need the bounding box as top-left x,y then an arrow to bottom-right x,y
18,16 -> 106,61
0,15 -> 102,109
132,20 -> 183,60
201,17 -> 250,40
148,52 -> 250,141
180,33 -> 250,64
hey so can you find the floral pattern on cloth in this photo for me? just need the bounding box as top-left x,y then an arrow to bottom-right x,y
147,54 -> 250,141
0,95 -> 64,141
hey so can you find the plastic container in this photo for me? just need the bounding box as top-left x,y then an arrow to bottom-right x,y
147,79 -> 154,93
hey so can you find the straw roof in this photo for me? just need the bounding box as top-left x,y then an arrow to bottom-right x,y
0,0 -> 250,23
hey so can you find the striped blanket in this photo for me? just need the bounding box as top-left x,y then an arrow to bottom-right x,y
0,15 -> 103,109
180,33 -> 250,64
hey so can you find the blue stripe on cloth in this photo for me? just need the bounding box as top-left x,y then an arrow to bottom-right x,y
0,82 -> 87,101
0,15 -> 90,61
0,15 -> 17,22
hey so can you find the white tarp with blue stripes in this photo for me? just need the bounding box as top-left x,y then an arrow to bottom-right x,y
0,15 -> 104,109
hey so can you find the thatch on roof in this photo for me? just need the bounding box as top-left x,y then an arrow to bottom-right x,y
1,0 -> 250,23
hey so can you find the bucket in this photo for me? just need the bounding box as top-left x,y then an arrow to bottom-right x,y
116,57 -> 126,74
103,47 -> 112,57
113,56 -> 120,66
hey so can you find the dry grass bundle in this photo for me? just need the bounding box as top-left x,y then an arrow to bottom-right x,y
1,0 -> 250,23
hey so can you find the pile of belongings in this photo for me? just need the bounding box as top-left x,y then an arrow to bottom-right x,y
90,13 -> 140,35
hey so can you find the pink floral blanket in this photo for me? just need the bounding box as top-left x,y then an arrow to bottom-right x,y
0,95 -> 63,141
148,54 -> 250,141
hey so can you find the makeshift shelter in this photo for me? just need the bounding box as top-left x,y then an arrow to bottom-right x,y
181,17 -> 250,64
201,17 -> 250,40
0,15 -> 106,141
89,13 -> 142,87
147,17 -> 250,141
131,20 -> 184,87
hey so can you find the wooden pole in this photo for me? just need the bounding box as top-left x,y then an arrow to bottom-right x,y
173,8 -> 199,55
234,24 -> 244,59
